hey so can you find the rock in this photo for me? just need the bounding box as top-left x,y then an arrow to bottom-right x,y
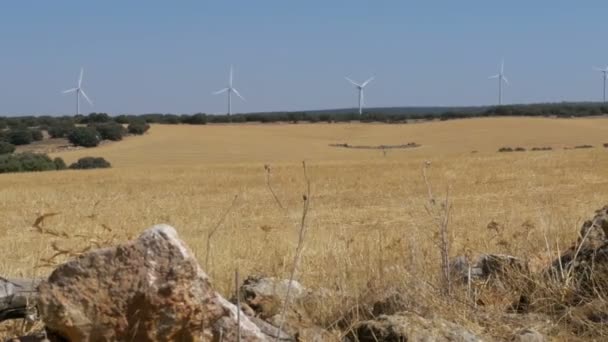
451,254 -> 525,283
0,277 -> 41,322
512,328 -> 545,342
37,224 -> 267,341
350,312 -> 484,342
547,206 -> 608,297
240,276 -> 308,319
239,276 -> 337,340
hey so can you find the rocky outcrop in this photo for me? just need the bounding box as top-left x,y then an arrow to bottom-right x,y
37,224 -> 267,341
349,311 -> 483,342
547,206 -> 608,297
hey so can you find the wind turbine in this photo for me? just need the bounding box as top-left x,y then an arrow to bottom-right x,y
488,60 -> 509,105
593,66 -> 608,103
62,67 -> 93,115
213,66 -> 245,115
345,76 -> 374,115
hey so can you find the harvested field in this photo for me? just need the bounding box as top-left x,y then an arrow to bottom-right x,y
1,116 -> 608,340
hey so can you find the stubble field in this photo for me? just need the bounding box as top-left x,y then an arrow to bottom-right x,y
1,117 -> 608,339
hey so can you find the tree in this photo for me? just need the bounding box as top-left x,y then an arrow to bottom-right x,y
91,123 -> 126,141
127,121 -> 150,135
48,124 -> 75,138
0,142 -> 15,154
69,157 -> 111,170
68,127 -> 101,147
30,129 -> 44,141
7,129 -> 33,145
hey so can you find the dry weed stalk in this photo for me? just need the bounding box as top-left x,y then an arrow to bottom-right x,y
275,161 -> 312,341
235,268 -> 241,342
264,164 -> 285,211
205,194 -> 239,271
422,161 -> 453,295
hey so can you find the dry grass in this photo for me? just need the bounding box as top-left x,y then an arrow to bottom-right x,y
1,117 -> 608,339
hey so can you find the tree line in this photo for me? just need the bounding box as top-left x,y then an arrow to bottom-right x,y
1,102 -> 607,129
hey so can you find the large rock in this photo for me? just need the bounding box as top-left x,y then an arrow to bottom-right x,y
37,224 -> 267,341
349,312 -> 484,342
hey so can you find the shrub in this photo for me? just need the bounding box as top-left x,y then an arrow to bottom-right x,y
91,123 -> 126,141
604,143 -> 608,148
30,129 -> 44,141
0,142 -> 15,154
574,145 -> 593,149
7,129 -> 33,145
48,124 -> 75,138
127,121 -> 150,135
69,157 -> 111,170
68,127 -> 101,147
514,147 -> 526,152
53,157 -> 67,170
0,153 -> 65,173
498,147 -> 514,152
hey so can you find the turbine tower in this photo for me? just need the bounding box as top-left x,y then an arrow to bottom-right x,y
594,66 -> 608,103
345,76 -> 374,115
213,66 -> 245,115
488,60 -> 509,105
62,67 -> 93,115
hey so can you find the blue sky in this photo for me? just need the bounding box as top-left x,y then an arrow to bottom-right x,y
1,1 -> 607,115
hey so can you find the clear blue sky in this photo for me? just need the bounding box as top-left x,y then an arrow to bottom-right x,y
1,1 -> 607,115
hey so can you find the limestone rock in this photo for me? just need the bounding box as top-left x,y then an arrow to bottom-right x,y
37,224 -> 267,341
512,328 -> 545,342
350,312 -> 484,342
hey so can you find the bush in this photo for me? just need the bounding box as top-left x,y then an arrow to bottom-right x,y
53,157 -> 67,170
127,121 -> 150,135
0,142 -> 15,154
48,124 -> 75,138
30,129 -> 44,141
68,127 -> 101,147
0,153 -> 66,173
91,123 -> 126,141
7,129 -> 33,145
69,157 -> 111,170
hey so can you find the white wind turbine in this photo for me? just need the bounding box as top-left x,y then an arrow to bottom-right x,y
345,76 -> 374,115
593,66 -> 608,103
488,60 -> 509,105
213,66 -> 245,115
62,67 -> 93,115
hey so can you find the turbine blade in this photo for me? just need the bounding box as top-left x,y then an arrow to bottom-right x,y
80,89 -> 93,106
361,76 -> 375,87
213,88 -> 229,95
78,67 -> 84,88
345,77 -> 361,87
62,88 -> 78,94
502,76 -> 509,85
233,88 -> 245,101
488,75 -> 499,79
501,59 -> 504,74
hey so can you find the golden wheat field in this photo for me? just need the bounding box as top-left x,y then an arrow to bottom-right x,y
2,117 -> 608,339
